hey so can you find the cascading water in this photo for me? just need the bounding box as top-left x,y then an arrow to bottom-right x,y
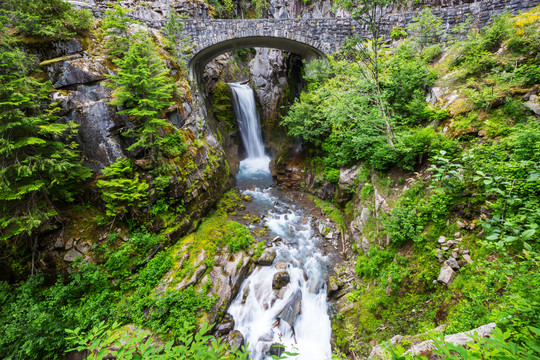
229,82 -> 272,188
227,82 -> 332,360
229,82 -> 265,159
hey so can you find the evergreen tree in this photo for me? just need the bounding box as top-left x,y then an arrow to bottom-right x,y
107,34 -> 175,164
0,0 -> 91,40
0,20 -> 91,247
102,4 -> 137,59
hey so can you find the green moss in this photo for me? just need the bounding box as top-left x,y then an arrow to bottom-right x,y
210,81 -> 236,130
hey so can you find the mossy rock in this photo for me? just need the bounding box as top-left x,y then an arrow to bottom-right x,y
210,81 -> 236,129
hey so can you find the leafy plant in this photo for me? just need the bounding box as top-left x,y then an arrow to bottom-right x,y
66,321 -> 250,360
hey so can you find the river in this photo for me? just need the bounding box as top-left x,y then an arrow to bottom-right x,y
226,82 -> 333,360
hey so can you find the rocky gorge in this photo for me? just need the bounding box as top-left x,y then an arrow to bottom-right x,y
1,0 -> 539,359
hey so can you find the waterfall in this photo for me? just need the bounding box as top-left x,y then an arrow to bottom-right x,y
229,82 -> 266,159
227,82 -> 332,360
229,82 -> 272,188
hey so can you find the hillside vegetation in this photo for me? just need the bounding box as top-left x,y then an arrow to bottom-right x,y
282,6 -> 540,360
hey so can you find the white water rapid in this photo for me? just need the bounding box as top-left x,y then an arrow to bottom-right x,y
227,83 -> 333,360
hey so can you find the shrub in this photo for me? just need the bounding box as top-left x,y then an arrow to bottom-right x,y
481,12 -> 514,52
407,8 -> 444,48
384,205 -> 422,247
355,248 -> 395,278
223,221 -> 253,252
97,158 -> 149,219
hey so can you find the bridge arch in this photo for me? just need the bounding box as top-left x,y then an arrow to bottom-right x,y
181,19 -> 356,82
189,36 -> 326,82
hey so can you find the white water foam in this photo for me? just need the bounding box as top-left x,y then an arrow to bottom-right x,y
228,82 -> 332,360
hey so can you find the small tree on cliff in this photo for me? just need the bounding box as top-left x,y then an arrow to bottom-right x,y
0,18 -> 90,258
333,0 -> 406,148
107,34 -> 175,165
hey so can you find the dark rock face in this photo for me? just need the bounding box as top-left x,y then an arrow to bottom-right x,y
46,57 -> 113,89
27,38 -> 83,62
52,83 -> 126,171
269,343 -> 285,358
272,271 -> 290,290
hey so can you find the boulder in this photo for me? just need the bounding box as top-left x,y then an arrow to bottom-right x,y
525,95 -> 540,115
374,189 -> 389,213
196,251 -> 251,325
258,248 -> 276,266
278,289 -> 302,328
361,236 -> 370,256
272,271 -> 290,290
339,165 -> 360,187
437,236 -> 446,244
463,254 -> 473,264
446,258 -> 460,270
404,323 -> 496,356
426,87 -> 444,105
327,276 -> 340,296
64,249 -> 83,262
227,330 -> 244,351
437,263 -> 456,285
216,314 -> 235,336
177,251 -> 208,289
75,242 -> 92,255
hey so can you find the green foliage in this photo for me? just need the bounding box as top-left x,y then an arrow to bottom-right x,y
107,34 -> 176,162
162,11 -> 190,69
482,13 -> 514,52
211,81 -> 235,128
251,0 -> 269,17
223,221 -> 254,252
420,44 -> 444,63
66,321 -> 249,360
102,4 -> 137,59
383,203 -> 422,247
394,127 -> 458,172
407,8 -> 444,48
97,158 -> 149,219
0,26 -> 90,243
429,125 -> 540,251
1,0 -> 91,40
355,248 -> 395,278
282,41 -> 436,173
390,25 -> 408,40
0,266 -> 115,360
392,326 -> 540,360
0,227 -> 215,360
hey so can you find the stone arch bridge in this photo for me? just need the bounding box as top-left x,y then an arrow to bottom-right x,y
179,19 -> 360,81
